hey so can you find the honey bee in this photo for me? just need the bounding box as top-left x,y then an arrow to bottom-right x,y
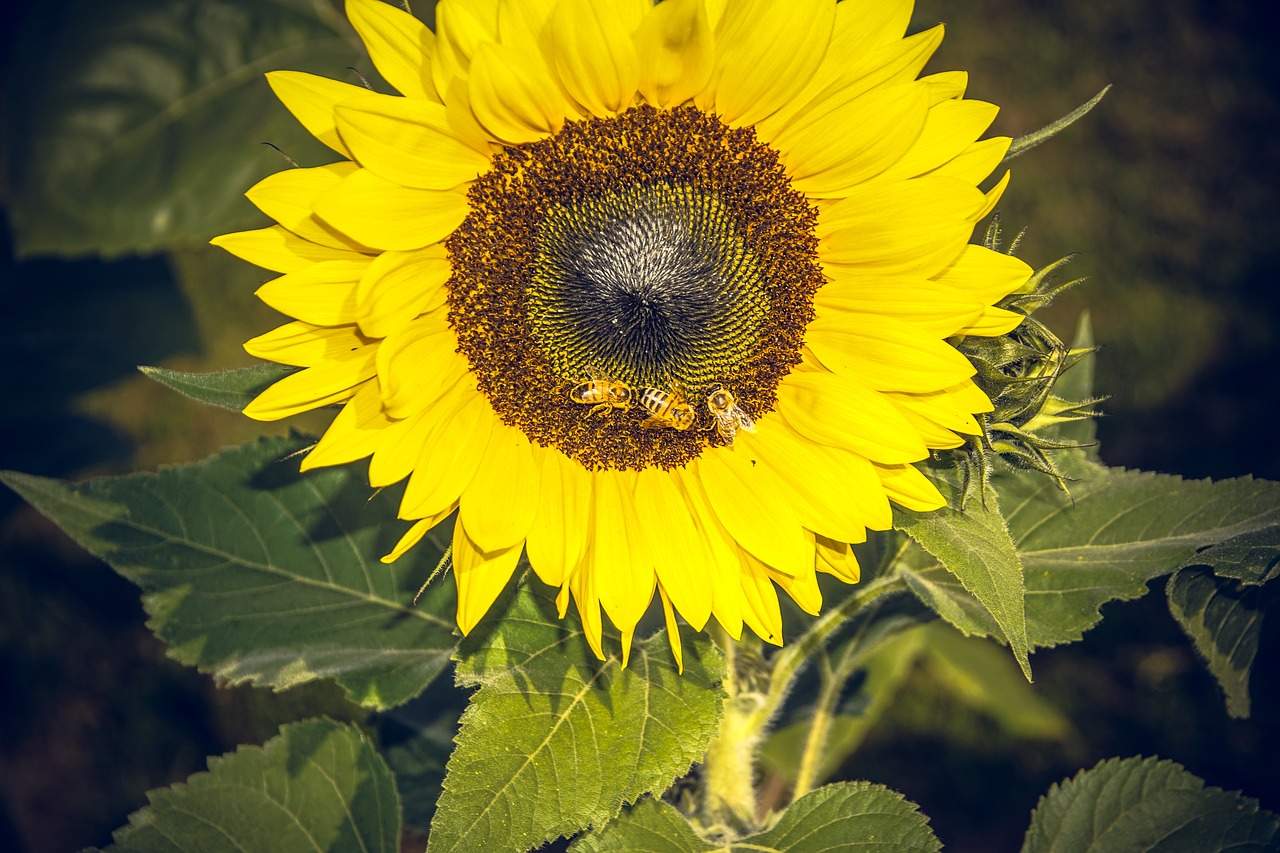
706,386 -> 756,445
569,374 -> 635,416
638,383 -> 697,431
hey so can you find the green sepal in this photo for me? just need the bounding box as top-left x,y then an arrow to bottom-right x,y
138,363 -> 297,411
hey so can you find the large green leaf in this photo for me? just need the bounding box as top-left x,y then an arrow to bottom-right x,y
428,582 -> 726,853
1,436 -> 456,709
896,473 -> 1031,679
749,782 -> 940,852
574,783 -> 939,852
904,463 -> 1280,648
7,0 -> 363,258
1167,566 -> 1267,719
139,363 -> 298,411
568,798 -> 715,853
1022,756 -> 1279,853
95,718 -> 400,852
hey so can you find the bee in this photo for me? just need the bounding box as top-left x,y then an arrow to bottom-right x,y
705,386 -> 756,445
569,373 -> 635,416
638,383 -> 697,431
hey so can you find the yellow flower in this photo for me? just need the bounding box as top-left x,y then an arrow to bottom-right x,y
214,0 -> 1032,669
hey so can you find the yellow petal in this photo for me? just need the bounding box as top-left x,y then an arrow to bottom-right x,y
589,470 -> 657,636
737,555 -> 783,645
568,558 -> 606,660
974,169 -> 1012,221
303,380 -> 389,470
634,468 -> 713,630
496,0 -> 557,55
876,98 -> 1000,182
469,41 -> 569,144
816,535 -> 861,583
266,70 -> 363,158
313,168 -> 470,251
676,468 -> 744,640
211,225 -> 368,273
779,82 -> 930,198
829,0 -> 913,55
374,313 -> 463,419
459,423 -> 540,552
334,90 -> 492,189
697,0 -> 833,126
929,136 -> 1010,184
381,510 -> 455,563
355,244 -> 452,339
874,462 -> 946,512
657,585 -> 684,675
633,0 -> 714,108
346,0 -> 439,101
368,407 -> 435,489
526,447 -> 590,588
255,259 -> 369,326
453,518 -> 523,634
922,70 -> 969,103
756,23 -> 942,143
805,314 -> 977,393
735,419 -> 870,544
245,163 -> 372,252
772,553 -> 822,616
814,275 -> 985,339
548,0 -> 640,116
242,350 -> 375,420
399,389 -> 495,518
883,383 -> 989,439
244,321 -> 369,367
932,244 -> 1033,303
818,176 -> 981,275
432,0 -> 500,94
956,305 -> 1025,337
694,451 -> 814,579
776,370 -> 929,463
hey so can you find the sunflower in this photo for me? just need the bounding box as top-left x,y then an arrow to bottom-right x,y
213,0 -> 1032,669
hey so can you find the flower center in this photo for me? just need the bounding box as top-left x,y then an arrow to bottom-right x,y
446,105 -> 822,470
528,183 -> 767,392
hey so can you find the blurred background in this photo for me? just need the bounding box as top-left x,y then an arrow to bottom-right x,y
1,1 -> 1277,851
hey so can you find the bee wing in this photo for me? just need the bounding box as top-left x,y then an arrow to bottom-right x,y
735,407 -> 757,433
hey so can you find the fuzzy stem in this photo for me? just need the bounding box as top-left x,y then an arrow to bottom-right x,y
791,657 -> 838,800
702,625 -> 765,832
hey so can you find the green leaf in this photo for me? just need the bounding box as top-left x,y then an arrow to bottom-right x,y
428,582 -> 726,853
916,623 -> 1070,740
0,436 -> 456,709
904,464 -> 1280,649
576,784 -> 940,853
139,363 -> 297,411
1167,566 -> 1267,719
568,798 -> 716,853
896,473 -> 1031,680
8,0 -> 363,258
1022,756 -> 1280,853
1178,526 -> 1280,584
94,718 -> 400,852
748,782 -> 940,852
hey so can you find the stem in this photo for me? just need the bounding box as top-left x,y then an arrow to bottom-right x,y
790,631 -> 874,800
702,624 -> 765,833
758,571 -> 905,727
791,656 -> 836,800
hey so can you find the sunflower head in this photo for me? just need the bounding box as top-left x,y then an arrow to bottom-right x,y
213,0 -> 1034,668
